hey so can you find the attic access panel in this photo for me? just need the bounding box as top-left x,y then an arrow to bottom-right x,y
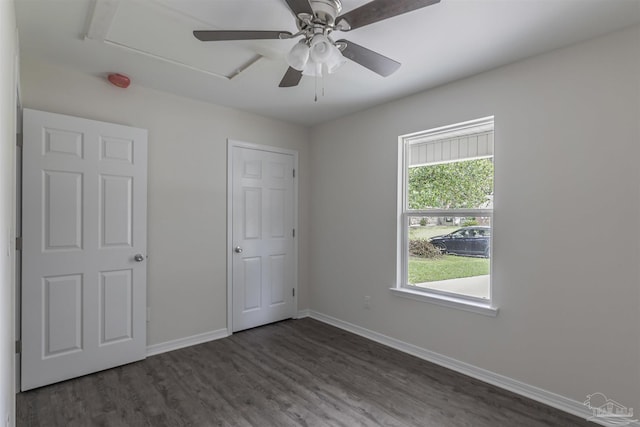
105,0 -> 296,79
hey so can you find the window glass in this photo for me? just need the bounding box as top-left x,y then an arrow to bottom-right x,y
399,117 -> 494,304
407,216 -> 491,300
408,158 -> 494,210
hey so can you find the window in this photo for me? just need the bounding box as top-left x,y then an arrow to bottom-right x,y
394,117 -> 497,315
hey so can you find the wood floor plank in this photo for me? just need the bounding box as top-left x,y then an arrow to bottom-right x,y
17,318 -> 596,427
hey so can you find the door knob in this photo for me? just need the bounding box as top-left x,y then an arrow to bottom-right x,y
234,246 -> 243,253
134,254 -> 145,262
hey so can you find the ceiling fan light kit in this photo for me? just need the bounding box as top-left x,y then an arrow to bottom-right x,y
193,0 -> 441,90
287,34 -> 346,77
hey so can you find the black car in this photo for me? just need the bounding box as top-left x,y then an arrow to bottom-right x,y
429,226 -> 491,257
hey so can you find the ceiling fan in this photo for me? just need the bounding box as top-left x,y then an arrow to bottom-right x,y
193,0 -> 440,88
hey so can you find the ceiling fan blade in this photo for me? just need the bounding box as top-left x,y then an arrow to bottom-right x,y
279,67 -> 304,87
337,39 -> 400,77
284,0 -> 314,17
193,30 -> 292,41
336,0 -> 440,31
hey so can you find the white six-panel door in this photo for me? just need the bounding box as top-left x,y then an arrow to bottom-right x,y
21,109 -> 147,390
230,143 -> 296,332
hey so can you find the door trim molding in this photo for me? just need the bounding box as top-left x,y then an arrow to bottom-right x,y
226,140 -> 299,335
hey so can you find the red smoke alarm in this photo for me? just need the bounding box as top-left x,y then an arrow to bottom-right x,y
107,73 -> 131,88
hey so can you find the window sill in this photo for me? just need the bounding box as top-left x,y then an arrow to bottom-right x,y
389,287 -> 499,317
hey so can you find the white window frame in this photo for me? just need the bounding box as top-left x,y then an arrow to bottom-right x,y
392,117 -> 498,316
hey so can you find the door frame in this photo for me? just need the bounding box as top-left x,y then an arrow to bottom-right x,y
15,109 -> 21,392
226,139 -> 299,334
15,39 -> 22,392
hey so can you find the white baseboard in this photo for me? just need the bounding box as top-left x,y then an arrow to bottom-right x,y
145,309 -> 309,357
296,308 -> 311,319
305,310 -> 638,427
146,328 -> 229,357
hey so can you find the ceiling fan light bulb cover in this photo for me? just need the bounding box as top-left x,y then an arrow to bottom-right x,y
325,44 -> 346,73
302,61 -> 323,77
309,35 -> 333,63
286,42 -> 310,71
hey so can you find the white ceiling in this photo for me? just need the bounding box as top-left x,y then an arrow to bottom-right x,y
15,0 -> 640,126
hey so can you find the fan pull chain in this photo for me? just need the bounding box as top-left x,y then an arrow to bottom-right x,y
313,69 -> 327,103
312,65 -> 329,103
314,74 -> 318,102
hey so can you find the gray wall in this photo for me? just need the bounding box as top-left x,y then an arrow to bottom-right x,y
19,57 -> 310,346
309,25 -> 640,410
0,1 -> 17,425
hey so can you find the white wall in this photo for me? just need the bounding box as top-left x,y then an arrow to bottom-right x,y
309,25 -> 640,410
0,0 -> 17,425
19,57 -> 310,346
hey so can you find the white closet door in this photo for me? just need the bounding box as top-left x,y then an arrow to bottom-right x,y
231,145 -> 295,332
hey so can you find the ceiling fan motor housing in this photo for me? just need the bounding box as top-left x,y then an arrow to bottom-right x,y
309,0 -> 342,25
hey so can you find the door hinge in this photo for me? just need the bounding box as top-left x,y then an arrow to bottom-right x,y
292,229 -> 295,238
15,237 -> 22,251
292,288 -> 295,297
15,340 -> 21,354
293,169 -> 296,178
16,133 -> 22,148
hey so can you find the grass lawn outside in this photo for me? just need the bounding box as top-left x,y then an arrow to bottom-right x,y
408,225 -> 490,284
409,225 -> 459,240
409,255 -> 490,283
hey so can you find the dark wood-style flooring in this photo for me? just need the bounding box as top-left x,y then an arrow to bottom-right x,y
17,318 -> 595,426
